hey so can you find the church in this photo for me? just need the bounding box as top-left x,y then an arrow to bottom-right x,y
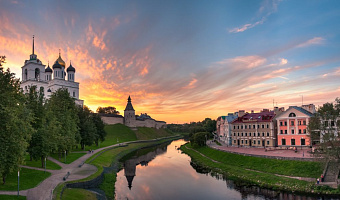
20,36 -> 83,106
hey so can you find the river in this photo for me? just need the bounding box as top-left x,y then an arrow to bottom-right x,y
114,139 -> 337,200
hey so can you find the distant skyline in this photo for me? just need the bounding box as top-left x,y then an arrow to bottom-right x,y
1,0 -> 340,123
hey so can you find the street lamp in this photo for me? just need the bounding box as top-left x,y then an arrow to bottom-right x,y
64,151 -> 66,164
44,157 -> 46,174
17,170 -> 20,197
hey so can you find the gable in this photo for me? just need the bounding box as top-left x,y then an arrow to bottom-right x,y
276,107 -> 312,119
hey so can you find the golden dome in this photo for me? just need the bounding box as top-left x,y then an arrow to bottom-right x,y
56,50 -> 66,67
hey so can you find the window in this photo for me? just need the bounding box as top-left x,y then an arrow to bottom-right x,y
267,132 -> 269,137
237,133 -> 239,136
35,68 -> 40,80
24,69 -> 27,80
280,121 -> 283,126
245,133 -> 247,136
245,140 -> 248,144
331,121 -> 335,127
282,139 -> 286,145
258,140 -> 260,144
267,124 -> 269,128
253,140 -> 256,144
257,125 -> 260,129
253,125 -> 256,129
241,140 -> 244,144
241,133 -> 243,136
267,141 -> 269,145
249,125 -> 251,129
234,140 -> 236,143
284,121 -> 287,126
301,139 -> 305,145
280,130 -> 283,134
303,129 -> 306,134
291,129 -> 295,134
289,112 -> 296,117
303,121 -> 306,125
258,133 -> 260,136
245,125 -> 247,129
234,126 -> 235,129
234,133 -> 236,136
298,121 -> 301,125
253,133 -> 256,136
262,124 -> 265,129
262,132 -> 264,137
73,91 -> 75,97
299,129 -> 301,134
238,126 -> 239,129
285,130 -> 287,134
291,139 -> 295,145
291,121 -> 294,126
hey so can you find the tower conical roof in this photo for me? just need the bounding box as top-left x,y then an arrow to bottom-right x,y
124,95 -> 135,111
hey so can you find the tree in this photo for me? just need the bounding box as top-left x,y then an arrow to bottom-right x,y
190,132 -> 209,147
92,113 -> 106,146
96,106 -> 120,115
0,56 -> 5,67
308,99 -> 340,161
26,86 -> 58,167
45,88 -> 79,157
77,106 -> 97,150
0,63 -> 33,184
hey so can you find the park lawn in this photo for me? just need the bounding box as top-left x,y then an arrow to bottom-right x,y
50,152 -> 86,164
61,188 -> 96,200
135,127 -> 174,140
191,144 -> 323,178
73,124 -> 138,152
24,154 -> 61,170
0,168 -> 51,191
0,195 -> 26,200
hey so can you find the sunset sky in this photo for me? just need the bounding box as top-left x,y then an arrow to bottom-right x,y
1,0 -> 340,123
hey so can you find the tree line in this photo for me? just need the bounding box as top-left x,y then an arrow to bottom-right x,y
0,62 -> 105,184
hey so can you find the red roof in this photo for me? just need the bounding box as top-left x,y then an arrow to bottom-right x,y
232,111 -> 275,124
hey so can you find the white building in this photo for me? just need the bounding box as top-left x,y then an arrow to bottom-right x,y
20,36 -> 83,105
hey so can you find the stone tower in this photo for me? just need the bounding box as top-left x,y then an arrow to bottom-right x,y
124,96 -> 136,128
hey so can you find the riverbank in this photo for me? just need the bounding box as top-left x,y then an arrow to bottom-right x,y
180,143 -> 340,195
55,135 -> 182,199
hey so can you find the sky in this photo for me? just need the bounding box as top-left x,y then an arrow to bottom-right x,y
1,0 -> 340,124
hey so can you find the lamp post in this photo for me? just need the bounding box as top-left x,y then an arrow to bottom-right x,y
44,157 -> 46,174
64,151 -> 66,164
17,170 -> 20,197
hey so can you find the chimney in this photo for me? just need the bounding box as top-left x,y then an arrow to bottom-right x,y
238,110 -> 245,117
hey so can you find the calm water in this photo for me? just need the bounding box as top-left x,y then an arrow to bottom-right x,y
114,139 -> 337,200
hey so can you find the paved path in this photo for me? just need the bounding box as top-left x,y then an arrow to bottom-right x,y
208,140 -> 314,159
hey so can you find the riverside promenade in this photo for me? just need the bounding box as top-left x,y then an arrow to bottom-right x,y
208,140 -> 314,160
0,135 -> 180,200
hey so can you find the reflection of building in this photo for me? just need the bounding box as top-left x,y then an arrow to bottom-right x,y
100,96 -> 166,129
20,36 -> 83,106
276,105 -> 315,147
231,109 -> 283,147
123,145 -> 167,190
216,113 -> 238,145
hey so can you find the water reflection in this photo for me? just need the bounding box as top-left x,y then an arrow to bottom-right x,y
115,140 -> 339,200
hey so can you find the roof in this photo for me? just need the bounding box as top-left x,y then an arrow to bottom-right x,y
67,62 -> 76,72
45,65 -> 52,73
275,106 -> 313,119
232,111 -> 275,124
52,60 -> 61,69
124,95 -> 135,111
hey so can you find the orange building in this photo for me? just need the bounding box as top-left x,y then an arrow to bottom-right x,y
276,105 -> 314,147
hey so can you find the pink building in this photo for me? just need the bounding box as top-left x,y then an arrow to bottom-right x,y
276,105 -> 314,147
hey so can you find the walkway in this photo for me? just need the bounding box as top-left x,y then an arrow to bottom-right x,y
0,135 -> 180,200
208,140 -> 314,160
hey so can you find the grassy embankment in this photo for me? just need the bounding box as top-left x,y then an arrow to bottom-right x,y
56,124 -> 179,200
0,195 -> 26,200
181,143 -> 340,194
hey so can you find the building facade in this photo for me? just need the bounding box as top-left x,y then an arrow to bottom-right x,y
276,105 -> 315,147
216,113 -> 238,145
20,36 -> 83,105
231,109 -> 278,147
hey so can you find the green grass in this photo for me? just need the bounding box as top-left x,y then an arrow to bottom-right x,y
24,154 -> 61,170
190,144 -> 323,178
61,188 -> 96,200
73,124 -> 138,152
0,195 -> 26,200
181,143 -> 339,194
100,173 -> 116,199
50,153 -> 86,164
0,168 -> 51,191
135,127 -> 174,140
